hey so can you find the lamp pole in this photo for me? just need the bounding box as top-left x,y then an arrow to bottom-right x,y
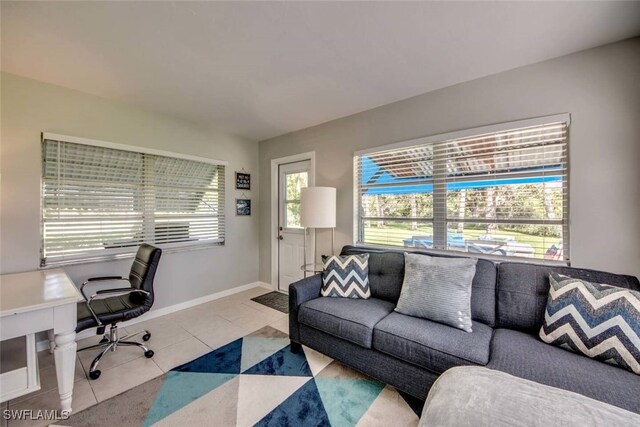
303,227 -> 307,278
331,227 -> 335,256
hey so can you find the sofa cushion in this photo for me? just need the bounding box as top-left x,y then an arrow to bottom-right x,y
395,253 -> 477,332
342,247 -> 405,303
496,262 -> 640,334
540,273 -> 640,374
341,245 -> 497,327
372,312 -> 493,374
487,328 -> 640,414
298,297 -> 395,348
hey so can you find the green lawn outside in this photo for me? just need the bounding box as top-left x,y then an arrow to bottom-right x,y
363,223 -> 561,259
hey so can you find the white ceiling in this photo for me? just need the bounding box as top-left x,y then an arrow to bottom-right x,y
2,2 -> 639,141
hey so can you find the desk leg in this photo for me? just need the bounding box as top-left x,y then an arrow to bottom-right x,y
47,330 -> 56,354
54,331 -> 77,414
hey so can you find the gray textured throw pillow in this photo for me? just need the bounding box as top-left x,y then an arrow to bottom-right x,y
395,253 -> 477,332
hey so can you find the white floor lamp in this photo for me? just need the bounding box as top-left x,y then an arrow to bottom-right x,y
300,187 -> 336,276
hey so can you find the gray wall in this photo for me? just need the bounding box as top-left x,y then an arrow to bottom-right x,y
1,73 -> 260,310
258,37 -> 640,281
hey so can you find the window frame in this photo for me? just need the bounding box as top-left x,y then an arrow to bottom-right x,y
39,132 -> 228,268
353,114 -> 570,265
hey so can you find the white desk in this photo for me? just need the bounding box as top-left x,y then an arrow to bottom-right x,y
0,269 -> 82,413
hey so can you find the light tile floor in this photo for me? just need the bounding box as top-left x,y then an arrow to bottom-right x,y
3,286 -> 287,427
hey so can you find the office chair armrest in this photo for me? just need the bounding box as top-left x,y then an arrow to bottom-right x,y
84,288 -> 150,327
95,287 -> 142,295
80,277 -> 130,300
87,276 -> 125,282
89,288 -> 149,300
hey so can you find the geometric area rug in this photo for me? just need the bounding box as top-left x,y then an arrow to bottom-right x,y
60,326 -> 422,426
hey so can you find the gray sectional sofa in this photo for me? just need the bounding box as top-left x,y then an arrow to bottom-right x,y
289,245 -> 640,414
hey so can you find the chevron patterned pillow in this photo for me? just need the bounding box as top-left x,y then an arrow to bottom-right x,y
321,254 -> 370,299
540,273 -> 640,375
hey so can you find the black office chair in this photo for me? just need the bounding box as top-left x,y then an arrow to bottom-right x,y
76,244 -> 162,380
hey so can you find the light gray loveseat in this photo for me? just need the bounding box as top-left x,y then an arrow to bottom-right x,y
289,245 -> 640,413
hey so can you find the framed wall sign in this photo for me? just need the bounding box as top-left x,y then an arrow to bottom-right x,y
236,198 -> 251,216
235,172 -> 251,190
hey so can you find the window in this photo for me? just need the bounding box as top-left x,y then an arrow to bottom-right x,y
284,171 -> 308,228
41,134 -> 226,266
354,115 -> 569,262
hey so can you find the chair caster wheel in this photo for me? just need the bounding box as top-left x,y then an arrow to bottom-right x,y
144,350 -> 154,358
142,333 -> 151,342
89,370 -> 101,380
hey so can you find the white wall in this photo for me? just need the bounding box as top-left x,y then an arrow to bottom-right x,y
1,73 -> 260,310
258,37 -> 640,281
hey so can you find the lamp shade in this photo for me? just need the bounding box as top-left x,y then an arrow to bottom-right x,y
300,187 -> 336,228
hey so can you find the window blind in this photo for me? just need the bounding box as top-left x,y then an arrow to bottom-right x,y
41,136 -> 225,266
355,117 -> 569,262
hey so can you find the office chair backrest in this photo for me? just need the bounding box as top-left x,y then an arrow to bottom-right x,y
129,244 -> 162,308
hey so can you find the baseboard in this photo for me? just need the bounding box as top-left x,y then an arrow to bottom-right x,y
36,280 -> 273,353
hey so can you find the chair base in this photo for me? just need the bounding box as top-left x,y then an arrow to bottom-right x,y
78,324 -> 153,380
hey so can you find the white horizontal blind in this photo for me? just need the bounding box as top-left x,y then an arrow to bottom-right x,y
357,144 -> 435,247
355,118 -> 569,263
41,138 -> 225,266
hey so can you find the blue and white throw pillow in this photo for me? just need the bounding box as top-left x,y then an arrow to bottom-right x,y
540,273 -> 640,375
321,254 -> 370,299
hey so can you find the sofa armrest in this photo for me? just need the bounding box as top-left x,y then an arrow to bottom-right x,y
288,274 -> 322,343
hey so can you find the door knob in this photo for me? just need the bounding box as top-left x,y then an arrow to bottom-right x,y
277,235 -> 284,240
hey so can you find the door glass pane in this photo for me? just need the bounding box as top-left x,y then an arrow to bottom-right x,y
286,202 -> 302,228
286,172 -> 308,202
284,171 -> 307,229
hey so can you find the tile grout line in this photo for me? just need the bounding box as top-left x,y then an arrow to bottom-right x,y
87,376 -> 99,406
79,325 -> 193,379
169,326 -> 208,372
191,333 -> 214,352
151,358 -> 166,376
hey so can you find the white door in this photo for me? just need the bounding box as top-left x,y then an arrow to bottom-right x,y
278,160 -> 312,292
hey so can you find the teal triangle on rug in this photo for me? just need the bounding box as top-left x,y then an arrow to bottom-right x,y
315,377 -> 386,427
143,371 -> 237,426
240,336 -> 290,372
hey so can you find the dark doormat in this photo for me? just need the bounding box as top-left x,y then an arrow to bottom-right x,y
251,291 -> 289,313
